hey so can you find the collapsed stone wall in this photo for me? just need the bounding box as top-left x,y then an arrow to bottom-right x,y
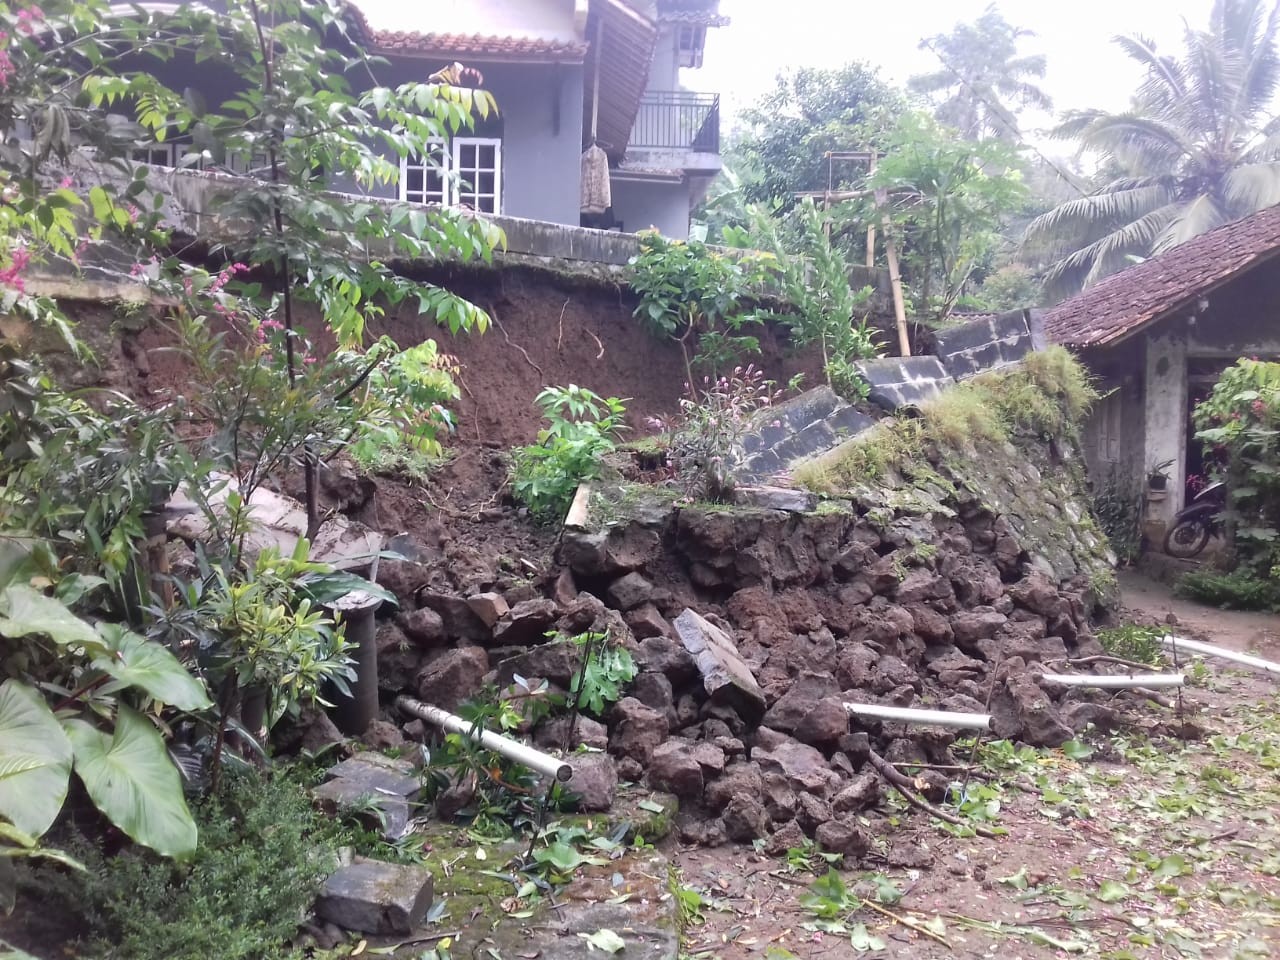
367,420 -> 1119,854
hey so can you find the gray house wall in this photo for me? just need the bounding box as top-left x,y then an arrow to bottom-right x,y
609,178 -> 691,239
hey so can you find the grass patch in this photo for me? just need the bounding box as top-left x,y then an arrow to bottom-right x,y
1176,569 -> 1280,611
795,347 -> 1096,492
1097,624 -> 1166,666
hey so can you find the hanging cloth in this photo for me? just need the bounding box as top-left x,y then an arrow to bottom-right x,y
580,143 -> 612,215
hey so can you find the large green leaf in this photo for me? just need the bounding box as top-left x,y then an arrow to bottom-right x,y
0,680 -> 73,838
92,624 -> 211,712
0,584 -> 105,655
64,707 -> 197,857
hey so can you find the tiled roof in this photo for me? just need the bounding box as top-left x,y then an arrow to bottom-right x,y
372,31 -> 589,62
1042,203 -> 1280,348
658,11 -> 730,26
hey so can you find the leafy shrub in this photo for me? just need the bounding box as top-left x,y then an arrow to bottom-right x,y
511,386 -> 627,521
1176,570 -> 1280,611
670,364 -> 782,500
1192,358 -> 1280,581
1093,463 -> 1143,564
629,232 -> 770,387
18,770 -> 340,960
568,631 -> 637,717
1097,625 -> 1166,666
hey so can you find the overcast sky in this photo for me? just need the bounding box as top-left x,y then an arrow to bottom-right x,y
697,0 -> 1211,139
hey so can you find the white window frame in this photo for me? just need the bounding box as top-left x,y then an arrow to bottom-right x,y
450,137 -> 502,215
399,136 -> 502,215
131,142 -> 178,167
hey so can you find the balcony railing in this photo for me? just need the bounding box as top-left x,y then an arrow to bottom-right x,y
630,91 -> 720,153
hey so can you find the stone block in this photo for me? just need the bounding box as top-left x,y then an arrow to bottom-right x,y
325,754 -> 421,799
672,609 -> 766,722
854,357 -> 951,412
315,860 -> 434,935
312,779 -> 410,840
733,485 -> 817,513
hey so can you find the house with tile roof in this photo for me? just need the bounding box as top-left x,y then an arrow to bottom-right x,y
1040,203 -> 1280,542
115,0 -> 725,238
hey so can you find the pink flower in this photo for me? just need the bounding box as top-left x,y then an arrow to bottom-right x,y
15,6 -> 43,35
0,247 -> 31,291
58,175 -> 73,189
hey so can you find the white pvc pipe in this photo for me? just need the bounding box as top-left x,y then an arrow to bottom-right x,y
1038,672 -> 1185,689
396,696 -> 573,782
1160,635 -> 1280,677
844,702 -> 993,731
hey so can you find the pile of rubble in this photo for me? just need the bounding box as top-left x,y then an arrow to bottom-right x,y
365,476 -> 1123,854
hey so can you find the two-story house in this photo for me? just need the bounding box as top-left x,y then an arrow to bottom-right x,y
114,0 -> 726,239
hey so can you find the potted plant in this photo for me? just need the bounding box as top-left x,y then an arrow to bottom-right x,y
1147,459 -> 1175,491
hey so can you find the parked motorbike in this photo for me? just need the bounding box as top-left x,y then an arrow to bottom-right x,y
1163,481 -> 1226,558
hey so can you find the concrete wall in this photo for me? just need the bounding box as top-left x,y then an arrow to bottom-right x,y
609,177 -> 691,238
1142,329 -> 1189,529
647,25 -> 681,91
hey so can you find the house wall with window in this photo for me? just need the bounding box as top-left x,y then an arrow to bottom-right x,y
373,59 -> 585,224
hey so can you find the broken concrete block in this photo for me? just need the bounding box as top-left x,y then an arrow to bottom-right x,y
315,860 -> 434,935
325,754 -> 422,799
733,485 -> 818,513
672,609 -> 766,722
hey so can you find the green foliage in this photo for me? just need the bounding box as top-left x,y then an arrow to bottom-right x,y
568,631 -> 636,717
1176,569 -> 1280,611
628,232 -> 770,386
1097,625 -> 1167,667
20,769 -> 341,960
511,386 -> 627,521
1192,358 -> 1280,581
749,199 -> 880,397
866,113 -> 1030,325
725,63 -> 905,212
1024,0 -> 1280,295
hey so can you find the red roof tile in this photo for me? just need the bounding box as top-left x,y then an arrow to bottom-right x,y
1042,203 -> 1280,348
372,30 -> 588,62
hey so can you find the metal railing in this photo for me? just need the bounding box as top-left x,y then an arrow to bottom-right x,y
630,91 -> 720,152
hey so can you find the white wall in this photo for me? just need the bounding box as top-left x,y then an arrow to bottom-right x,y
1143,330 -> 1188,529
610,177 -> 691,238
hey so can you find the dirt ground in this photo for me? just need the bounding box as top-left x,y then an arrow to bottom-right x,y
670,577 -> 1280,960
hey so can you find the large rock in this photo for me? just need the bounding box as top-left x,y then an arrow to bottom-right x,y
415,647 -> 489,712
534,715 -> 608,751
466,592 -> 509,628
312,779 -> 410,841
704,761 -> 764,810
647,740 -> 704,799
795,697 -> 850,750
607,572 -> 655,611
398,607 -> 445,645
495,640 -> 579,687
832,773 -> 881,814
492,599 -> 559,646
762,673 -> 840,734
315,861 -> 434,935
672,609 -> 766,723
609,697 -> 669,763
565,753 -> 618,812
815,818 -> 873,858
722,794 -> 771,841
633,635 -> 699,684
753,733 -> 840,798
991,674 -> 1073,746
418,592 -> 491,643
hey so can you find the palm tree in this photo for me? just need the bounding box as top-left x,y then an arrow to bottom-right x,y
909,6 -> 1053,142
1024,0 -> 1280,296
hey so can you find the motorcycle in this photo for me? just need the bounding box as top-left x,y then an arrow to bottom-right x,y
1163,481 -> 1226,558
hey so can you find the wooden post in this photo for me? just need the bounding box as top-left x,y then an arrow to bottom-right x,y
876,188 -> 912,358
865,152 -> 876,271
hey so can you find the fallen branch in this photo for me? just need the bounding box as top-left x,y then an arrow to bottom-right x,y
867,748 -> 1003,840
862,899 -> 951,949
1056,654 -> 1163,672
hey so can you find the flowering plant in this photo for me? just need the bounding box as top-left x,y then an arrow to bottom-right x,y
671,363 -> 781,500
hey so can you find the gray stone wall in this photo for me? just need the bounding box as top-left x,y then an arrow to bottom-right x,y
934,310 -> 1035,381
